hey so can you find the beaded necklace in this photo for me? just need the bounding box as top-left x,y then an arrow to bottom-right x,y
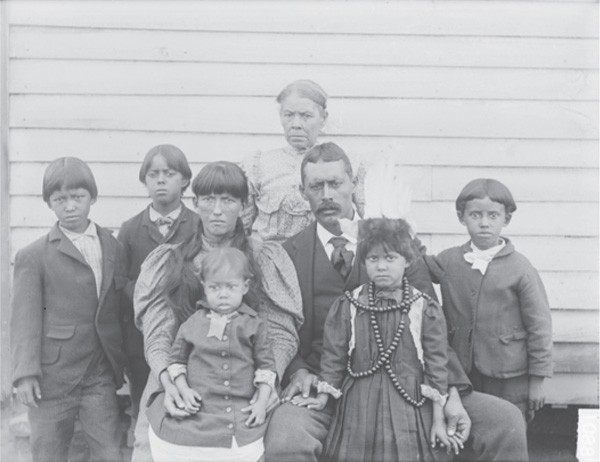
344,278 -> 426,407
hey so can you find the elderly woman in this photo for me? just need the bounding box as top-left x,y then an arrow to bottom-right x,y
242,79 -> 365,243
131,161 -> 303,461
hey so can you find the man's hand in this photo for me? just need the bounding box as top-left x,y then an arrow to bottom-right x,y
444,387 -> 471,444
527,376 -> 545,423
15,377 -> 41,408
290,393 -> 328,411
281,369 -> 317,402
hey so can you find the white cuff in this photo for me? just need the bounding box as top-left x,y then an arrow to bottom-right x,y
254,369 -> 276,390
317,381 -> 342,399
167,363 -> 187,382
420,384 -> 448,406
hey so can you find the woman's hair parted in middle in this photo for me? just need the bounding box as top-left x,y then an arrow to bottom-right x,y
164,161 -> 259,321
276,79 -> 328,111
357,218 -> 419,265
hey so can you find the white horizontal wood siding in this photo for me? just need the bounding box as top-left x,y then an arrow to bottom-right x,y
4,0 -> 598,404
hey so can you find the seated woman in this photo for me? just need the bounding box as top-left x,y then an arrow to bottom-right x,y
242,79 -> 366,243
132,161 -> 303,461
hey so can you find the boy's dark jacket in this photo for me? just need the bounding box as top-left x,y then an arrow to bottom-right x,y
117,204 -> 199,356
11,223 -> 127,400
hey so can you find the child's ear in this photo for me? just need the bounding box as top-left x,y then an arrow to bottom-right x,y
192,196 -> 199,209
457,210 -> 466,225
90,197 -> 97,206
242,279 -> 250,295
504,213 -> 512,226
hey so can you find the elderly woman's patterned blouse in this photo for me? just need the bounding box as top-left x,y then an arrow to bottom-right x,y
242,146 -> 366,243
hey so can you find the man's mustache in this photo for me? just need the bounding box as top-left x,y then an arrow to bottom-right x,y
317,202 -> 341,213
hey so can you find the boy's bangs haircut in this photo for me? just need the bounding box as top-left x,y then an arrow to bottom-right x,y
455,178 -> 517,214
192,161 -> 248,203
42,157 -> 98,202
358,218 -> 418,264
138,144 -> 192,188
300,142 -> 353,185
200,247 -> 253,282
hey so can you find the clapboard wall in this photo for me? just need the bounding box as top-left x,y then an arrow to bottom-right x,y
3,0 -> 598,404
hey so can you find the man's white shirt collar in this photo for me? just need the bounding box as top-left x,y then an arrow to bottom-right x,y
316,210 -> 359,257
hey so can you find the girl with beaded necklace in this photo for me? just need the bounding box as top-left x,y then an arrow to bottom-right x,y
302,218 -> 459,462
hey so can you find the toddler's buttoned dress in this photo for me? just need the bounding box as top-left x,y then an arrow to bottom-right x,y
147,303 -> 276,462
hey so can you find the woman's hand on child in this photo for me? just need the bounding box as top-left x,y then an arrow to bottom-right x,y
159,371 -> 192,419
243,402 -> 267,427
527,376 -> 545,422
248,387 -> 280,413
180,387 -> 202,414
281,368 -> 317,402
15,376 -> 41,408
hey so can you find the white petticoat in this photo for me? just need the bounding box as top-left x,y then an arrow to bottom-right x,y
148,426 -> 264,462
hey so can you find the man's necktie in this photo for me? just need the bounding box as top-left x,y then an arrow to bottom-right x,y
329,236 -> 354,280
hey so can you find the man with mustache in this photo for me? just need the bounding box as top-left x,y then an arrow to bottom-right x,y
264,142 -> 528,462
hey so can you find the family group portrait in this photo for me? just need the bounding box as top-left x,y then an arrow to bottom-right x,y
0,1 -> 598,462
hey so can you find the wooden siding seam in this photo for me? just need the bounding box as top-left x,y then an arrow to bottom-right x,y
8,91 -> 599,104
8,23 -> 600,41
5,125 -> 599,142
8,57 -> 598,72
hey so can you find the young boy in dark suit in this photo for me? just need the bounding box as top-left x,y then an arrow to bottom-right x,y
117,144 -> 198,431
11,157 -> 126,462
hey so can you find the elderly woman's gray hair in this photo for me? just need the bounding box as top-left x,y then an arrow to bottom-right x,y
276,79 -> 328,111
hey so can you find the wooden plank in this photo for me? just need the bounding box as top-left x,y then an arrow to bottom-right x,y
9,26 -> 598,70
9,129 -> 599,167
431,166 -> 598,203
10,196 -> 599,238
1,0 -> 11,400
553,343 -> 598,373
9,162 -> 433,201
10,95 -> 599,140
541,272 -> 599,312
546,373 -> 598,405
12,161 -> 600,205
7,1 -> 598,38
412,202 -> 598,237
552,310 -> 599,343
430,235 -> 599,272
10,60 -> 598,101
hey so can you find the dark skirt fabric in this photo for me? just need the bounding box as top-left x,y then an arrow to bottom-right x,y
322,372 -> 448,462
320,289 -> 451,462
